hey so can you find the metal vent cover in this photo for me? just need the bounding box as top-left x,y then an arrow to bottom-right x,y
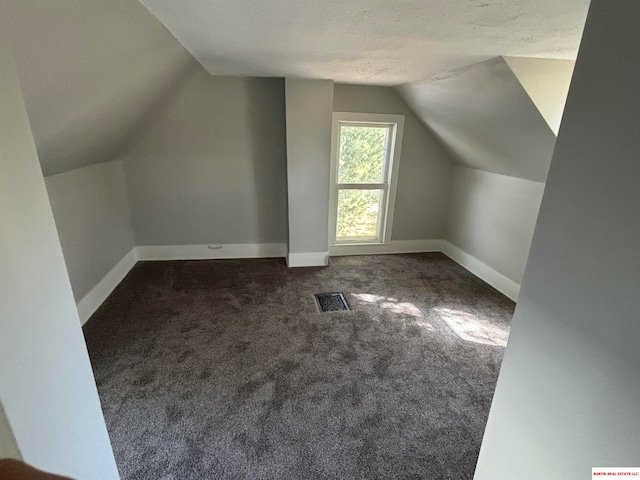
315,293 -> 349,312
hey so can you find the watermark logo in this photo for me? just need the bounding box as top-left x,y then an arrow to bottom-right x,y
593,467 -> 640,477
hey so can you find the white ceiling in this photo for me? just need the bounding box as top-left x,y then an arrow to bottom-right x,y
139,0 -> 590,86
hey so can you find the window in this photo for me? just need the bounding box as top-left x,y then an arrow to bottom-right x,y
329,112 -> 404,248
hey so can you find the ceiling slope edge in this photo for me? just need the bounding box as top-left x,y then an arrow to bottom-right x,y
394,57 -> 557,183
502,56 -> 576,136
0,0 -> 200,177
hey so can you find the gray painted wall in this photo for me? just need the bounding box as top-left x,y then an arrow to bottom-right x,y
333,84 -> 453,240
395,57 -> 557,182
475,1 -> 640,477
46,160 -> 135,302
446,167 -> 544,284
124,68 -> 288,246
0,38 -> 118,479
285,79 -> 334,256
0,0 -> 196,176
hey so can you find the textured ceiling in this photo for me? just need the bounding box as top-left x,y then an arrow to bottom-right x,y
139,0 -> 589,85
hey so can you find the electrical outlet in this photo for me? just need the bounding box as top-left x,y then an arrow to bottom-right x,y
208,245 -> 223,250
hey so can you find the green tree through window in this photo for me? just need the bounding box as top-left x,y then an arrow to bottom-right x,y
336,125 -> 389,239
338,126 -> 386,184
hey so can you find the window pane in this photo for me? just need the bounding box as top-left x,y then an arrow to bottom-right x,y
338,126 -> 388,184
336,189 -> 383,240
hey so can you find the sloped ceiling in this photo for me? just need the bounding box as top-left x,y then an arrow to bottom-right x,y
395,57 -> 557,182
504,57 -> 576,135
0,1 -> 586,179
138,0 -> 589,85
0,1 -> 197,176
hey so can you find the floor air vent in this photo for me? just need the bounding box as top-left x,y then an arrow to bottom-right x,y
315,293 -> 349,312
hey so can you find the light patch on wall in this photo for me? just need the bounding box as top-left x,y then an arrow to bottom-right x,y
434,307 -> 508,346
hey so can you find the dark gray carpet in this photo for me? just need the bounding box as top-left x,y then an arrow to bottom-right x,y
84,253 -> 514,480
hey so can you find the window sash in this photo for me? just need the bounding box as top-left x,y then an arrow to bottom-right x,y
336,123 -> 392,186
334,123 -> 393,244
329,112 -> 405,250
335,187 -> 387,243
336,183 -> 388,190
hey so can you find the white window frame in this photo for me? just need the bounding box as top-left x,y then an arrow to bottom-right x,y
329,112 -> 405,252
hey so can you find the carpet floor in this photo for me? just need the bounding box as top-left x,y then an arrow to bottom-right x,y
83,253 -> 514,480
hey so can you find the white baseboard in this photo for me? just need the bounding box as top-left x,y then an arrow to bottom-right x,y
440,241 -> 520,301
329,239 -> 444,256
76,248 -> 138,325
135,243 -> 287,261
287,251 -> 329,267
77,243 -> 287,324
77,241 -> 519,326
